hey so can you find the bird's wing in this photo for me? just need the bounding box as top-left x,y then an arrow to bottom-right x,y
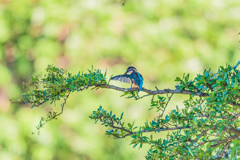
139,73 -> 143,81
110,75 -> 132,83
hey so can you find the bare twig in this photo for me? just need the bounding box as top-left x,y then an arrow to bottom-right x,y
159,93 -> 174,118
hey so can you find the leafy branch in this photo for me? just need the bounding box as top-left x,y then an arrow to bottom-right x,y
10,61 -> 240,159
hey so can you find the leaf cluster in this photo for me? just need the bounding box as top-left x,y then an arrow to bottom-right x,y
90,62 -> 240,159
10,65 -> 107,133
11,62 -> 240,159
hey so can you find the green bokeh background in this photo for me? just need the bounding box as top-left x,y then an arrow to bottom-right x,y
0,0 -> 240,159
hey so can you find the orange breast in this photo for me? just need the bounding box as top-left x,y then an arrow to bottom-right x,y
131,79 -> 139,89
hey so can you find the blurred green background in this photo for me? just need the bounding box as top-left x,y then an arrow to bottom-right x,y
0,0 -> 240,159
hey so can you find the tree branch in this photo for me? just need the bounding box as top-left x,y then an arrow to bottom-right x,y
121,126 -> 191,138
97,84 -> 208,97
230,111 -> 240,122
96,84 -> 240,108
116,124 -> 240,139
210,135 -> 238,148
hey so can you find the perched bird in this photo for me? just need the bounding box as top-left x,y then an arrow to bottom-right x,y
110,66 -> 143,91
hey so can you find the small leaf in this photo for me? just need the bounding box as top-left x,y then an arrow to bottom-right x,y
133,143 -> 138,148
120,112 -> 124,120
234,61 -> 240,69
187,146 -> 194,157
175,77 -> 182,82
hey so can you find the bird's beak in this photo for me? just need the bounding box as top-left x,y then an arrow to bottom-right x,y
124,70 -> 132,74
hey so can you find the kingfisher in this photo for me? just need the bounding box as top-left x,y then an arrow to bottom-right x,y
110,66 -> 143,91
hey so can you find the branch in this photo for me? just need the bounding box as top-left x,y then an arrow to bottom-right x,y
33,90 -> 71,134
230,111 -> 240,122
97,84 -> 208,97
121,126 -> 191,138
210,135 -> 238,148
96,84 -> 240,108
223,126 -> 240,136
14,83 -> 240,108
159,93 -> 174,118
192,129 -> 209,144
11,85 -> 92,106
116,124 -> 240,139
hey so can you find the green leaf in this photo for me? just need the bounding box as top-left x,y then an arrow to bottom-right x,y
133,144 -> 138,148
234,61 -> 240,69
175,77 -> 182,82
120,112 -> 124,120
187,146 -> 194,157
192,91 -> 195,97
131,135 -> 138,139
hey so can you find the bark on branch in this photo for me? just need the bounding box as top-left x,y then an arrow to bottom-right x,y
97,84 -> 208,97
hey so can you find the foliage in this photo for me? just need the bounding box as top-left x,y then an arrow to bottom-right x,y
1,0 -> 240,159
12,62 -> 240,159
10,65 -> 107,134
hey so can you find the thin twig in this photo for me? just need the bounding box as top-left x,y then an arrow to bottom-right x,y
210,135 -> 237,148
159,93 -> 174,118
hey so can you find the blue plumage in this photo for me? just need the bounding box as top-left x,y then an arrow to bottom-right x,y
110,66 -> 143,91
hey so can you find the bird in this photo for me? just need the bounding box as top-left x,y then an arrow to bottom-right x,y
110,66 -> 143,91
